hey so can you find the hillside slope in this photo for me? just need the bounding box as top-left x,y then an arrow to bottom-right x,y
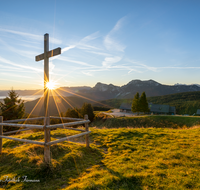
1,126 -> 200,189
24,91 -> 200,116
95,91 -> 200,115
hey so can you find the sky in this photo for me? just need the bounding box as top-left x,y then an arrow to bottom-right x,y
0,0 -> 200,90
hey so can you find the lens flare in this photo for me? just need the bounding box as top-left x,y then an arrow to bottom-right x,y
46,81 -> 56,90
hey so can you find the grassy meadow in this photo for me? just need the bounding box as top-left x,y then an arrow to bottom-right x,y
93,115 -> 200,129
0,116 -> 200,189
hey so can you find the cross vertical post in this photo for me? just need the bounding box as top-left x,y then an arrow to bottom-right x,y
35,33 -> 61,164
44,33 -> 50,164
44,33 -> 49,125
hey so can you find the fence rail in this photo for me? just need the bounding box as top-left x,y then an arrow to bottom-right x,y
3,128 -> 32,135
46,131 -> 91,146
0,115 -> 91,164
3,117 -> 45,123
1,123 -> 44,129
47,120 -> 90,129
50,116 -> 84,121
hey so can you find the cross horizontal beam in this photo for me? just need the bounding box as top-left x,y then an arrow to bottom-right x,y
35,47 -> 61,61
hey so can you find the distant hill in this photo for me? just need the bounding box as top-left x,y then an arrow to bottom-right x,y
148,91 -> 200,104
93,91 -> 200,115
87,80 -> 200,100
2,79 -> 200,100
24,95 -> 109,117
67,79 -> 200,101
148,91 -> 200,115
24,91 -> 200,116
0,86 -> 91,96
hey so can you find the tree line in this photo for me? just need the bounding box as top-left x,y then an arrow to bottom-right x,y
131,92 -> 149,114
64,103 -> 95,122
0,90 -> 95,131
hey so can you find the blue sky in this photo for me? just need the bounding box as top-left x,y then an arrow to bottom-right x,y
0,0 -> 200,90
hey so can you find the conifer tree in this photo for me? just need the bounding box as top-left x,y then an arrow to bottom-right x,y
81,103 -> 95,122
139,92 -> 150,113
65,107 -> 81,118
0,90 -> 25,132
131,92 -> 140,115
0,89 -> 25,121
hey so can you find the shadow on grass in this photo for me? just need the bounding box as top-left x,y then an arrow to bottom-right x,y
0,143 -> 107,189
0,142 -> 145,190
91,129 -> 167,147
105,168 -> 142,190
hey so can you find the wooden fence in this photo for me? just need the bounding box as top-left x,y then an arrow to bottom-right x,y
0,115 -> 90,164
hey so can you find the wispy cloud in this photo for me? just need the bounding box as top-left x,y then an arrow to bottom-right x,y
1,72 -> 33,78
0,28 -> 62,44
127,59 -> 158,72
161,66 -> 200,69
81,71 -> 93,76
0,38 -> 39,60
19,43 -> 42,50
60,32 -> 101,57
80,31 -> 99,43
104,17 -> 126,52
86,51 -> 112,57
0,64 -> 22,70
0,56 -> 42,72
102,56 -> 122,68
77,31 -> 101,50
126,59 -> 200,73
57,56 -> 93,66
128,69 -> 143,74
49,62 -> 55,72
61,45 -> 76,53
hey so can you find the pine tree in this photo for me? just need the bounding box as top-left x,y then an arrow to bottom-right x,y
0,89 -> 25,121
65,107 -> 81,118
131,92 -> 140,115
81,103 -> 95,122
139,92 -> 150,113
0,90 -> 25,132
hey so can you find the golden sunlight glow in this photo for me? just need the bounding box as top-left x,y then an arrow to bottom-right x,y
46,81 -> 56,90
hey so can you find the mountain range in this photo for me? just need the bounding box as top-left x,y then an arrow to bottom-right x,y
56,79 -> 200,101
1,79 -> 200,101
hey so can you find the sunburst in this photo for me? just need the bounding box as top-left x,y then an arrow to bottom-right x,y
46,81 -> 56,90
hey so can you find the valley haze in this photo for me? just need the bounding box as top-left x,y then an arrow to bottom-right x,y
1,79 -> 200,101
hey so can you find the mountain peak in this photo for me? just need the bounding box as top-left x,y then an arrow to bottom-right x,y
93,82 -> 120,92
126,79 -> 160,86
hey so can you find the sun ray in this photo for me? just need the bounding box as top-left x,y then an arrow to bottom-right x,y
54,89 -> 82,117
51,70 -> 75,85
44,88 -> 50,127
58,88 -> 114,109
51,90 -> 65,128
2,88 -> 43,121
3,89 -> 46,148
46,81 -> 56,90
24,90 -> 46,123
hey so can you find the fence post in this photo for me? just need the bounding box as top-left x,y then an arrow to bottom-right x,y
0,116 -> 3,154
44,117 -> 51,164
84,115 -> 89,148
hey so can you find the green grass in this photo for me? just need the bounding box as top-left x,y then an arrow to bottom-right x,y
1,120 -> 200,189
95,91 -> 200,115
93,115 -> 200,129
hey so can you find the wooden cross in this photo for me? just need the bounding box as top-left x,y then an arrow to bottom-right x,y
35,33 -> 61,163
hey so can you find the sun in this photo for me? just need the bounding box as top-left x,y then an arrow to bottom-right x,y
46,81 -> 56,90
